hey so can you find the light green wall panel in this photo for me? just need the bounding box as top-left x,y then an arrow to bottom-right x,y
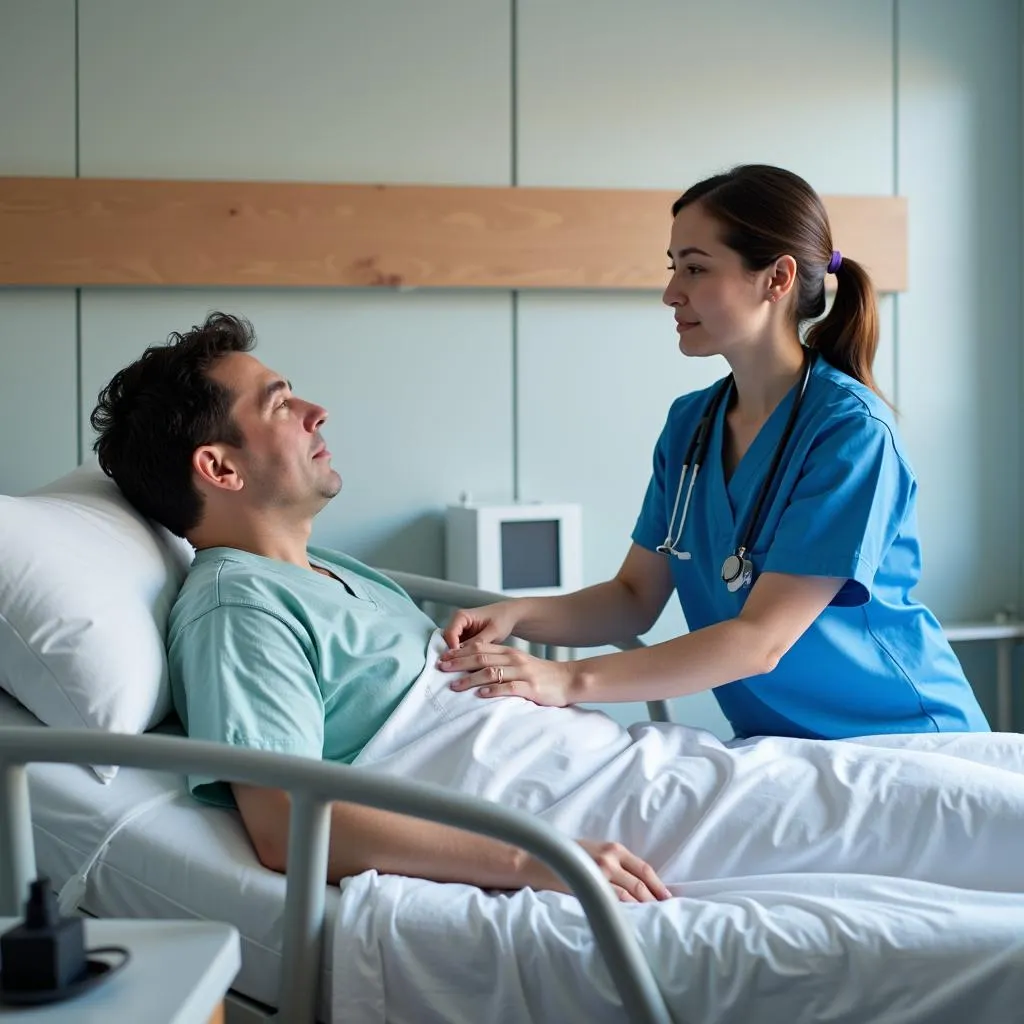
0,0 -> 76,173
79,290 -> 513,578
517,0 -> 894,193
78,0 -> 511,183
0,293 -> 78,494
517,294 -> 728,586
896,0 -> 1021,622
0,1 -> 77,495
875,297 -> 897,403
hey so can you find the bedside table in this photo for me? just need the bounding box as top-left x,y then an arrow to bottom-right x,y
0,918 -> 240,1023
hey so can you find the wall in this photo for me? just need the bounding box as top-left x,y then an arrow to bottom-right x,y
0,0 -> 1019,733
0,1 -> 78,491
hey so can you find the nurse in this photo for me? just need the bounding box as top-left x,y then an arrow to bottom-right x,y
439,163 -> 990,740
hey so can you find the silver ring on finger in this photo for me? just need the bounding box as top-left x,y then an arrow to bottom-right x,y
496,666 -> 504,684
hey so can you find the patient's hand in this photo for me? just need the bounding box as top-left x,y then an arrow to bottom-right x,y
439,641 -> 576,707
527,840 -> 672,904
443,601 -> 522,650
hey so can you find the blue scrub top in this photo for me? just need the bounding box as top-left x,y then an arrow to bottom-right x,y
632,355 -> 990,740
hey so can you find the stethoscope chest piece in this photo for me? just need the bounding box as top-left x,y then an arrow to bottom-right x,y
721,552 -> 753,593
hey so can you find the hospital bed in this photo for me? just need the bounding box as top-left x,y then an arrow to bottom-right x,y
5,578 -> 1024,1024
3,495 -> 1024,1024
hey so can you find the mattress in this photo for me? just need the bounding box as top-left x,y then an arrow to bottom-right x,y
0,691 -> 338,1021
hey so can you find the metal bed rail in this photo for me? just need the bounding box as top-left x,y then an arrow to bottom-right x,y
0,729 -> 674,1024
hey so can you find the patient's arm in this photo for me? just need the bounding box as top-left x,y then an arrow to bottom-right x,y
232,783 -> 670,902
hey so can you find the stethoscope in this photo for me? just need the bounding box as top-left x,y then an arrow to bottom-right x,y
657,349 -> 816,592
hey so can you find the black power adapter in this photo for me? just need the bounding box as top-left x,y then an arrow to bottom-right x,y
0,877 -> 87,999
0,877 -> 131,1006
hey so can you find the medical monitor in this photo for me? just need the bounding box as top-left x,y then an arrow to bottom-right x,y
445,502 -> 583,597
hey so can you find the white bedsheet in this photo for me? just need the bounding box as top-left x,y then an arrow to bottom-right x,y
334,870 -> 1024,1024
329,631 -> 1024,1022
0,691 -> 338,1020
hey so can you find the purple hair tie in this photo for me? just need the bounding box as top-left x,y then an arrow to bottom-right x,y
827,250 -> 843,274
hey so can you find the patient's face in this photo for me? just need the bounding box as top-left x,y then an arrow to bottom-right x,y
209,353 -> 342,511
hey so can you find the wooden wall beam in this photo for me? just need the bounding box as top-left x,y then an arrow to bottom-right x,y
0,177 -> 907,292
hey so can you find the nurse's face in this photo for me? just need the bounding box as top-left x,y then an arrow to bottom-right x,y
662,203 -> 772,357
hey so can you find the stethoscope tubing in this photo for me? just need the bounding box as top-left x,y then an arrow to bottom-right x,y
658,349 -> 816,584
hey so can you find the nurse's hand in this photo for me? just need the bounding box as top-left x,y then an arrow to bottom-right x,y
438,641 -> 575,707
443,601 -> 522,650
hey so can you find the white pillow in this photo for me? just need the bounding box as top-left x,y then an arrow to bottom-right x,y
0,463 -> 194,781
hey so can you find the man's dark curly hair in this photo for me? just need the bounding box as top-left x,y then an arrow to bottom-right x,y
90,312 -> 256,538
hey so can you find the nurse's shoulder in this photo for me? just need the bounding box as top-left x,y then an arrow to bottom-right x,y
806,355 -> 911,468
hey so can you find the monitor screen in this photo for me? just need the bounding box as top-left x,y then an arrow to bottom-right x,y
500,519 -> 561,590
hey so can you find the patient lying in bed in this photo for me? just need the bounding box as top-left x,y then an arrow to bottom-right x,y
90,311 -> 1023,904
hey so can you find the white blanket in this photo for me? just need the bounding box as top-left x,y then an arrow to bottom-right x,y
332,631 -> 1024,1021
334,871 -> 1024,1023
